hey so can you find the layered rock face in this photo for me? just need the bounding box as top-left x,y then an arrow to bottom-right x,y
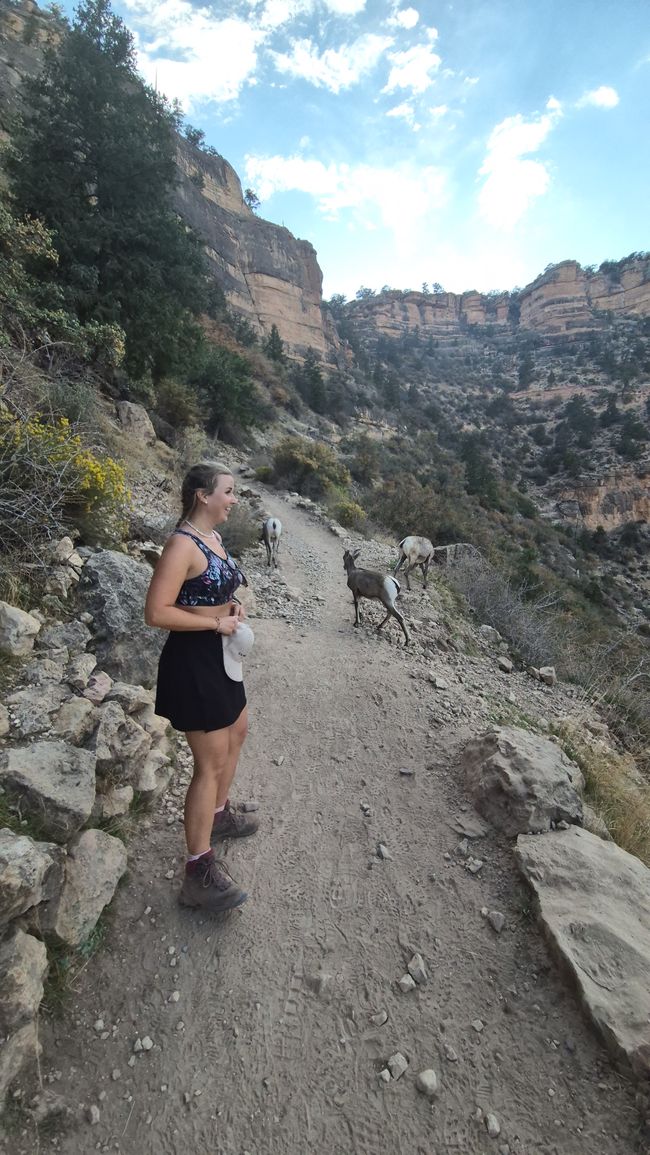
347,256 -> 650,344
175,141 -> 332,359
0,0 -> 333,360
549,469 -> 650,530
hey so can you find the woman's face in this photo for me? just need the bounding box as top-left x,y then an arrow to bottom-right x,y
202,474 -> 237,524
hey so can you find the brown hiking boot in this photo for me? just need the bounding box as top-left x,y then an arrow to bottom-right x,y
178,852 -> 248,912
211,801 -> 259,843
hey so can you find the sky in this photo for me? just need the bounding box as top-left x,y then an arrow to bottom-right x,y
62,0 -> 649,300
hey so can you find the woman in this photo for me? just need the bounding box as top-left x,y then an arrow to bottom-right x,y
145,462 -> 257,912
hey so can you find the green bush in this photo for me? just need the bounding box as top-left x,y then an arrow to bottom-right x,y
331,497 -> 366,529
220,504 -> 260,558
271,436 -> 350,499
155,378 -> 200,429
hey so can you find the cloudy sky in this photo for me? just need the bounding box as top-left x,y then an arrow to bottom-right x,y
63,0 -> 649,299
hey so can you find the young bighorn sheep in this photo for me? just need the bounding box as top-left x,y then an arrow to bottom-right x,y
343,548 -> 410,645
394,535 -> 435,590
261,516 -> 282,568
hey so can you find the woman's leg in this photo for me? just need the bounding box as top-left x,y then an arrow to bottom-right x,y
215,707 -> 249,809
184,726 -> 231,855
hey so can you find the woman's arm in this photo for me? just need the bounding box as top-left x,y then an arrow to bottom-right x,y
144,536 -> 239,633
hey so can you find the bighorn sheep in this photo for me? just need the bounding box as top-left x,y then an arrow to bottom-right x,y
343,548 -> 410,645
261,516 -> 282,568
394,535 -> 435,590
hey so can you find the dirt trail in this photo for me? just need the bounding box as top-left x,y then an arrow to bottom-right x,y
16,497 -> 643,1154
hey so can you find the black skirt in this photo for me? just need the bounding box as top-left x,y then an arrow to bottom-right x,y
155,630 -> 246,733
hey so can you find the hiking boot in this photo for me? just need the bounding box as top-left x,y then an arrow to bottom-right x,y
178,851 -> 248,912
211,800 -> 259,843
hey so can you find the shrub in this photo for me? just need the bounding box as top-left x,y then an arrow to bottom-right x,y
0,411 -> 130,555
220,504 -> 260,558
271,436 -> 350,499
331,497 -> 366,529
154,378 -> 200,429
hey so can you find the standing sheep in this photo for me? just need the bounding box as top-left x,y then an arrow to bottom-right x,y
394,535 -> 435,590
261,517 -> 282,568
343,548 -> 410,645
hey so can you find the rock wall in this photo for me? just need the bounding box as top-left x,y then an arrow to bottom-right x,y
0,0 -> 334,361
549,469 -> 650,530
347,256 -> 650,344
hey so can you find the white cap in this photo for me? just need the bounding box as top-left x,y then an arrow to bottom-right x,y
222,622 -> 255,682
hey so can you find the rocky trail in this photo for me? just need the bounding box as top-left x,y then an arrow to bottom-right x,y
4,495 -> 645,1155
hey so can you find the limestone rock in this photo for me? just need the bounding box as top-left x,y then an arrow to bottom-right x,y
95,785 -> 133,819
82,670 -> 114,705
0,742 -> 96,842
105,682 -> 153,714
0,704 -> 9,738
65,653 -> 97,691
5,684 -> 69,739
0,1022 -> 40,1112
0,927 -> 48,1033
44,829 -> 127,948
51,696 -> 97,744
79,551 -> 164,687
516,826 -> 650,1077
462,726 -> 583,836
89,702 -> 151,783
38,620 -> 91,658
134,749 -> 173,803
415,1069 -> 438,1098
0,830 -> 61,927
539,666 -> 557,686
0,602 -> 41,657
116,400 -> 156,445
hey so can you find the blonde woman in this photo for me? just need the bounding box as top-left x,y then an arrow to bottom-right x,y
145,462 -> 257,912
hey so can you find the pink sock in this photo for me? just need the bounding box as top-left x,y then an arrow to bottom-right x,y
187,849 -> 211,862
214,802 -> 226,816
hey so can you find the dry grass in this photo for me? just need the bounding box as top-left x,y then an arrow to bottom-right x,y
553,720 -> 650,867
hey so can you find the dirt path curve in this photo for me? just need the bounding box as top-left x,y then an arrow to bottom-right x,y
26,496 -> 641,1154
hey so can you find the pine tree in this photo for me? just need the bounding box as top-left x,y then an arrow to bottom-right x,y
263,323 -> 285,363
7,0 -> 207,380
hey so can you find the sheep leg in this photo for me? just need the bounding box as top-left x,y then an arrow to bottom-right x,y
353,593 -> 361,627
404,563 -> 413,591
421,560 -> 430,589
391,606 -> 410,645
394,554 -> 406,576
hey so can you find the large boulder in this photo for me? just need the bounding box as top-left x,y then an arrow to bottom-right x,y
79,551 -> 164,688
0,742 -> 96,843
43,829 -> 127,947
0,927 -> 48,1034
4,684 -> 69,739
89,701 -> 152,784
38,619 -> 91,657
0,602 -> 41,657
462,726 -> 584,835
116,400 -> 156,446
0,830 -> 62,928
516,827 -> 650,1077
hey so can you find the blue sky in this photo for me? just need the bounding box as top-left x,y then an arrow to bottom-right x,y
64,0 -> 649,299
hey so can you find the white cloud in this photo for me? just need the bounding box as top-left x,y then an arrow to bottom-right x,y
258,0 -> 312,30
477,103 -> 563,230
577,85 -> 620,109
386,101 -> 420,130
382,41 -> 441,94
387,7 -> 420,30
323,0 -> 368,13
244,152 -> 447,245
429,103 -> 448,120
272,34 -> 392,92
124,0 -> 264,108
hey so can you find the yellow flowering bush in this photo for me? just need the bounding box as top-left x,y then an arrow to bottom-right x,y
331,497 -> 366,530
0,411 -> 131,548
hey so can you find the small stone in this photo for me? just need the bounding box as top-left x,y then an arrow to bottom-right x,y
455,838 -> 470,859
93,1019 -> 104,1033
488,911 -> 505,934
111,1069 -> 121,1081
379,1069 -> 391,1083
165,870 -> 175,880
87,1104 -> 100,1125
498,657 -> 513,674
415,1069 -> 438,1098
133,1038 -> 143,1053
485,1113 -> 501,1138
273,756 -> 285,766
169,991 -> 180,1003
471,1019 -> 484,1033
466,858 -> 484,874
141,1036 -> 154,1051
128,1056 -> 136,1068
398,973 -> 417,993
407,953 -> 428,984
376,843 -> 392,860
241,801 -> 259,813
387,1052 -> 409,1080
369,1010 -> 388,1027
399,766 -> 415,776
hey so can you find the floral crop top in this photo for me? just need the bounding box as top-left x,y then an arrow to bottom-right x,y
174,530 -> 246,607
